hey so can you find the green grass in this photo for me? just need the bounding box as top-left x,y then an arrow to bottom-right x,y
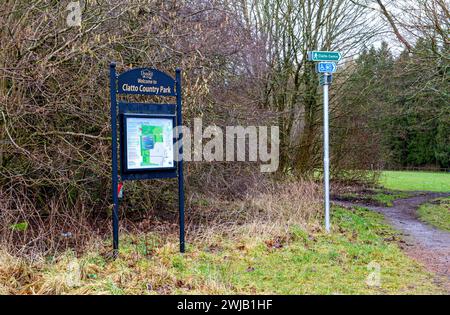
373,190 -> 411,206
417,197 -> 450,232
338,190 -> 409,207
371,192 -> 407,206
379,171 -> 450,192
23,207 -> 445,295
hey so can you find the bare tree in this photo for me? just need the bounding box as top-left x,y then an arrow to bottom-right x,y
236,0 -> 381,174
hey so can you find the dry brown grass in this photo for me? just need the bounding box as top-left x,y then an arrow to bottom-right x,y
185,179 -> 322,246
0,179 -> 322,295
0,179 -> 445,295
0,249 -> 43,294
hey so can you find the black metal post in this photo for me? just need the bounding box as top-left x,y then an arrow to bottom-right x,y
176,68 -> 185,253
110,62 -> 119,258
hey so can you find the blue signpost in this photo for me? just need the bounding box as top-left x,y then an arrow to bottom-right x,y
109,63 -> 185,256
316,62 -> 337,74
308,50 -> 341,233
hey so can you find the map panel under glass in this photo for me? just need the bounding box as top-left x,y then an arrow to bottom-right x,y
125,117 -> 174,170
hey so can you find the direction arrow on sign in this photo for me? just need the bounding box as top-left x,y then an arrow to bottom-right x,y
308,51 -> 342,62
316,62 -> 337,73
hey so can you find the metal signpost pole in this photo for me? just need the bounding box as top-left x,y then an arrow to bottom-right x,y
323,73 -> 330,233
308,51 -> 340,232
176,69 -> 185,253
109,63 -> 120,256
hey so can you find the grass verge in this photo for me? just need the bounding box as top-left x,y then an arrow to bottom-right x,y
417,197 -> 450,232
335,189 -> 409,207
0,206 -> 444,295
379,171 -> 450,192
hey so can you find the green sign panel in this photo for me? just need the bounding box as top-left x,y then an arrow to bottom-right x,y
308,51 -> 342,62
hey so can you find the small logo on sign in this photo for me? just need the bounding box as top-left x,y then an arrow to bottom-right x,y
141,69 -> 153,80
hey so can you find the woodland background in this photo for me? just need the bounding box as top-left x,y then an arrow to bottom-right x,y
0,0 -> 448,254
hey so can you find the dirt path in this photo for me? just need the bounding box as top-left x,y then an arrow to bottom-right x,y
333,192 -> 450,291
